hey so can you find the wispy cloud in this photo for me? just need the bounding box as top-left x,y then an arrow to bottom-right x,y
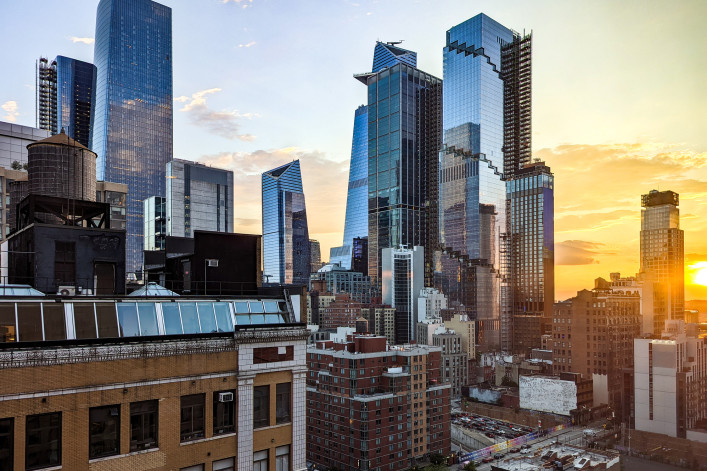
222,0 -> 253,8
198,148 -> 348,238
1,101 -> 18,122
174,88 -> 257,141
555,240 -> 614,266
69,36 -> 94,44
238,41 -> 256,48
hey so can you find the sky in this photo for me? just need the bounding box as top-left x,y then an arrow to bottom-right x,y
1,0 -> 706,300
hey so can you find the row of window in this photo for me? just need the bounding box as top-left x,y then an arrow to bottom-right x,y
0,390 -> 240,470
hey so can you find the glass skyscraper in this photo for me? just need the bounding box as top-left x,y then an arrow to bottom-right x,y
356,42 -> 442,287
507,162 -> 554,354
330,105 -> 368,269
262,160 -> 311,286
438,14 -> 514,351
92,0 -> 173,276
36,56 -> 97,148
640,190 -> 684,334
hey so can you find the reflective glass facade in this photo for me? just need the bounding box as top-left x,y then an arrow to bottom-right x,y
93,0 -> 173,275
640,190 -> 684,330
372,42 -> 417,72
507,163 -> 554,353
143,196 -> 166,251
363,62 -> 442,287
262,160 -> 311,285
55,57 -> 97,149
166,159 -> 234,238
330,105 -> 368,269
438,14 -> 513,348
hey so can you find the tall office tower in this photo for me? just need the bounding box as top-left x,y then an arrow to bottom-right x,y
165,159 -> 234,237
640,190 -> 685,333
439,14 -> 525,352
37,56 -> 97,149
382,246 -> 425,344
507,162 -> 554,354
309,239 -> 321,270
356,42 -> 442,288
93,0 -> 173,276
262,160 -> 311,285
351,236 -> 368,274
329,105 -> 368,268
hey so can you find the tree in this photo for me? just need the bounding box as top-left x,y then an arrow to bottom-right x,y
10,160 -> 21,170
463,462 -> 477,471
429,453 -> 445,465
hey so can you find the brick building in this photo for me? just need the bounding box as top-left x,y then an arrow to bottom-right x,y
0,294 -> 308,470
552,276 -> 641,419
306,335 -> 451,471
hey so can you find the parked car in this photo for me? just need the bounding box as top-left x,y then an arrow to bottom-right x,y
510,447 -> 520,453
493,453 -> 504,460
482,456 -> 494,463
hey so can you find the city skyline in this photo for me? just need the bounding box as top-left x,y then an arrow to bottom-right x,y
1,0 -> 705,298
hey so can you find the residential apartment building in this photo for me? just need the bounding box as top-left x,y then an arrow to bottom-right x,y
418,287 -> 448,320
381,246 -> 425,344
306,335 -> 450,471
444,313 -> 476,363
309,264 -> 375,304
0,294 -> 308,470
360,305 -> 396,345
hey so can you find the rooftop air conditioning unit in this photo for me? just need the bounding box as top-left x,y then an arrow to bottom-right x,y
218,392 -> 234,403
57,286 -> 75,296
207,259 -> 219,267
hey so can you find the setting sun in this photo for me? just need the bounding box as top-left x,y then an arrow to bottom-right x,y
689,262 -> 707,286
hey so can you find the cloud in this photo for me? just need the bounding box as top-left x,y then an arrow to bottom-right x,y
175,88 -> 257,141
238,41 -> 256,48
366,11 -> 373,16
198,148 -> 348,237
555,240 -> 613,265
222,0 -> 253,8
69,36 -> 94,44
1,101 -> 18,122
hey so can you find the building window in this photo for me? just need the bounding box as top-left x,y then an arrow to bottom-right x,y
25,412 -> 61,470
253,450 -> 268,471
130,400 -> 158,451
213,457 -> 235,471
89,405 -> 120,459
276,445 -> 290,471
276,383 -> 291,424
253,386 -> 270,429
54,241 -> 75,285
0,418 -> 13,471
213,390 -> 236,435
180,465 -> 204,471
180,394 -> 205,442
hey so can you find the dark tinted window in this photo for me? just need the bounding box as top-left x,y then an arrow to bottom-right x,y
213,390 -> 236,435
73,304 -> 97,339
130,400 -> 158,451
0,417 -> 13,471
180,394 -> 205,442
253,385 -> 269,429
42,304 -> 66,341
89,405 -> 120,459
17,304 -> 42,342
25,412 -> 61,470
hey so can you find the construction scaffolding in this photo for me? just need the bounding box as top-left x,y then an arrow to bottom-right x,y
501,32 -> 532,180
36,57 -> 58,134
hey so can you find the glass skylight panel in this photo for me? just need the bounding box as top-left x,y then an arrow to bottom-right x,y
161,303 -> 183,335
74,304 -> 97,339
179,303 -> 200,334
213,302 -> 233,332
137,303 -> 159,336
17,303 -> 42,342
117,303 -> 140,337
96,303 -> 119,338
197,303 -> 217,333
42,304 -> 66,341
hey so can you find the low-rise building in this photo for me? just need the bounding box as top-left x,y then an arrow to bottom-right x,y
0,293 -> 309,470
491,444 -> 619,471
634,321 -> 707,438
306,335 -> 451,471
432,328 -> 468,396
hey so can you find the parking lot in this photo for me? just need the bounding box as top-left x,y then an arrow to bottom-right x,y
452,411 -> 535,442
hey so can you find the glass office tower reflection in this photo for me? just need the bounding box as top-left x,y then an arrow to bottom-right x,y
356,43 -> 442,287
438,14 -> 514,350
92,0 -> 173,276
330,105 -> 368,269
36,56 -> 97,149
262,160 -> 311,286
